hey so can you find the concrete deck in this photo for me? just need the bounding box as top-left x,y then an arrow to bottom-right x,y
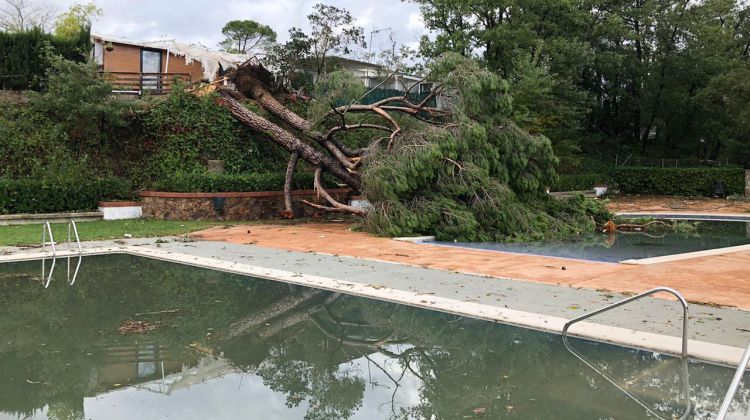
3,236 -> 750,364
194,223 -> 750,310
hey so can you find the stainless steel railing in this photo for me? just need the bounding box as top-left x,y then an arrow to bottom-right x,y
716,339 -> 750,419
67,220 -> 82,253
41,220 -> 83,288
562,287 -> 691,419
41,221 -> 56,257
562,287 -> 689,358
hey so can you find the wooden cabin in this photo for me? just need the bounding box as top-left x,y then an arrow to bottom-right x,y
91,33 -> 248,95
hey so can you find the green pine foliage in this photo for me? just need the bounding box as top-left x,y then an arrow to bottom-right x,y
360,54 -> 610,242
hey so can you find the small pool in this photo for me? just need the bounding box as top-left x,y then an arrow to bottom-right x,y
425,221 -> 750,262
0,254 -> 746,419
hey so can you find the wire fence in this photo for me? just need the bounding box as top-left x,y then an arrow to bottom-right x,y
613,155 -> 734,168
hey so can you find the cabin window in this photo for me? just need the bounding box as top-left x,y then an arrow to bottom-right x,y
92,43 -> 104,67
140,49 -> 162,91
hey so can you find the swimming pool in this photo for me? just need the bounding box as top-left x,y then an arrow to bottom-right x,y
0,254 -> 746,419
424,221 -> 750,263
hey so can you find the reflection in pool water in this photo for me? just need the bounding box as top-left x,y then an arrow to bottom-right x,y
0,254 -> 747,419
428,221 -> 750,262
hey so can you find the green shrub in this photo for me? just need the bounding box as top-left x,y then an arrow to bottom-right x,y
552,174 -> 612,192
0,177 -> 132,214
140,89 -> 286,183
615,167 -> 744,196
152,172 -> 323,193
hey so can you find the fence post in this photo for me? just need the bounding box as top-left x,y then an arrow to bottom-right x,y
745,170 -> 750,197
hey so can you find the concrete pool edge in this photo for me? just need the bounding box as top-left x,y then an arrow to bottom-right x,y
621,243 -> 750,265
615,211 -> 750,222
400,215 -> 750,265
1,246 -> 747,368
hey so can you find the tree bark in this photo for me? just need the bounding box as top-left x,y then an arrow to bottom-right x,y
217,88 -> 361,190
282,151 -> 300,218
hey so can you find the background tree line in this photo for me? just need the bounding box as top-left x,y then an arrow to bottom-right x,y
411,0 -> 750,170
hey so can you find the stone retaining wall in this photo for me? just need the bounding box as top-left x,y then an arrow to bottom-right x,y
140,189 -> 351,220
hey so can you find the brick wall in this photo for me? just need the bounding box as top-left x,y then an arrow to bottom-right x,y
140,189 -> 351,220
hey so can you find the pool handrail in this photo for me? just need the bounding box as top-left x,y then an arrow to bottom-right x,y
716,338 -> 750,419
41,221 -> 56,257
562,286 -> 689,358
561,286 -> 691,419
562,333 -> 691,420
67,220 -> 82,253
41,220 -> 83,288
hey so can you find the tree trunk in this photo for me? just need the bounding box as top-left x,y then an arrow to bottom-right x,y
217,89 -> 361,190
222,289 -> 323,342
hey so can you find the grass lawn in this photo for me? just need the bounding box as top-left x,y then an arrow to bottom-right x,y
0,219 -> 230,247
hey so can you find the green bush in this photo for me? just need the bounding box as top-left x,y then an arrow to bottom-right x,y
0,177 -> 132,214
152,172 -> 323,193
552,174 -> 612,192
140,89 -> 286,184
615,167 -> 745,196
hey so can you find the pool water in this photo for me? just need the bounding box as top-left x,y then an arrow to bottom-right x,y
0,254 -> 747,419
428,221 -> 750,262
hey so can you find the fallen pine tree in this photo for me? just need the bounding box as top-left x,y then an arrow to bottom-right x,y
212,53 -> 609,241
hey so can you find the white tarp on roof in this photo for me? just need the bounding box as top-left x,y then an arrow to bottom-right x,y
92,32 -> 249,81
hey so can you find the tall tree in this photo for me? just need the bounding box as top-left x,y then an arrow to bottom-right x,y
305,3 -> 366,77
53,2 -> 100,40
0,0 -> 55,32
218,19 -> 277,54
413,0 -> 750,165
267,3 -> 366,84
413,0 -> 594,169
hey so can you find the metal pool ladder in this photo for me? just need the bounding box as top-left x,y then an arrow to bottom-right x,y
561,287 -> 691,419
41,220 -> 83,288
41,220 -> 82,255
716,339 -> 750,419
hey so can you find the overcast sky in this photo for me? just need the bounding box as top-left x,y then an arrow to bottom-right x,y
53,0 -> 428,58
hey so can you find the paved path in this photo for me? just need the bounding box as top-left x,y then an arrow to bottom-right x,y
194,223 -> 750,309
5,237 -> 749,349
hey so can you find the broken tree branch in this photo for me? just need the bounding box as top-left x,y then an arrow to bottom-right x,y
281,151 -> 299,218
302,167 -> 366,216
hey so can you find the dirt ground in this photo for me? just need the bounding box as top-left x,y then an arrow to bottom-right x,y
607,195 -> 750,214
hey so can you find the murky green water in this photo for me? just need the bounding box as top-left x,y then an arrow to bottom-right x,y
432,221 -> 750,262
0,254 -> 747,419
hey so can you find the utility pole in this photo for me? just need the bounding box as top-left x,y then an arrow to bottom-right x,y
367,27 -> 392,87
368,27 -> 392,63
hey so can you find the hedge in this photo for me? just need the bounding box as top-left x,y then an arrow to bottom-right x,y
0,177 -> 132,214
553,174 -> 613,192
615,167 -> 745,196
0,27 -> 91,91
553,167 -> 745,196
152,172 -> 327,193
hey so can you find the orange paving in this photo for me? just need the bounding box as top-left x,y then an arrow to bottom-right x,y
194,222 -> 750,310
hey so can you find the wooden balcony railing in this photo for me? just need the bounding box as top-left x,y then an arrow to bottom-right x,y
99,72 -> 192,95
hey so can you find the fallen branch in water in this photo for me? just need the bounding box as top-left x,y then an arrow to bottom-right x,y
603,220 -> 673,233
134,308 -> 181,316
118,319 -> 159,334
